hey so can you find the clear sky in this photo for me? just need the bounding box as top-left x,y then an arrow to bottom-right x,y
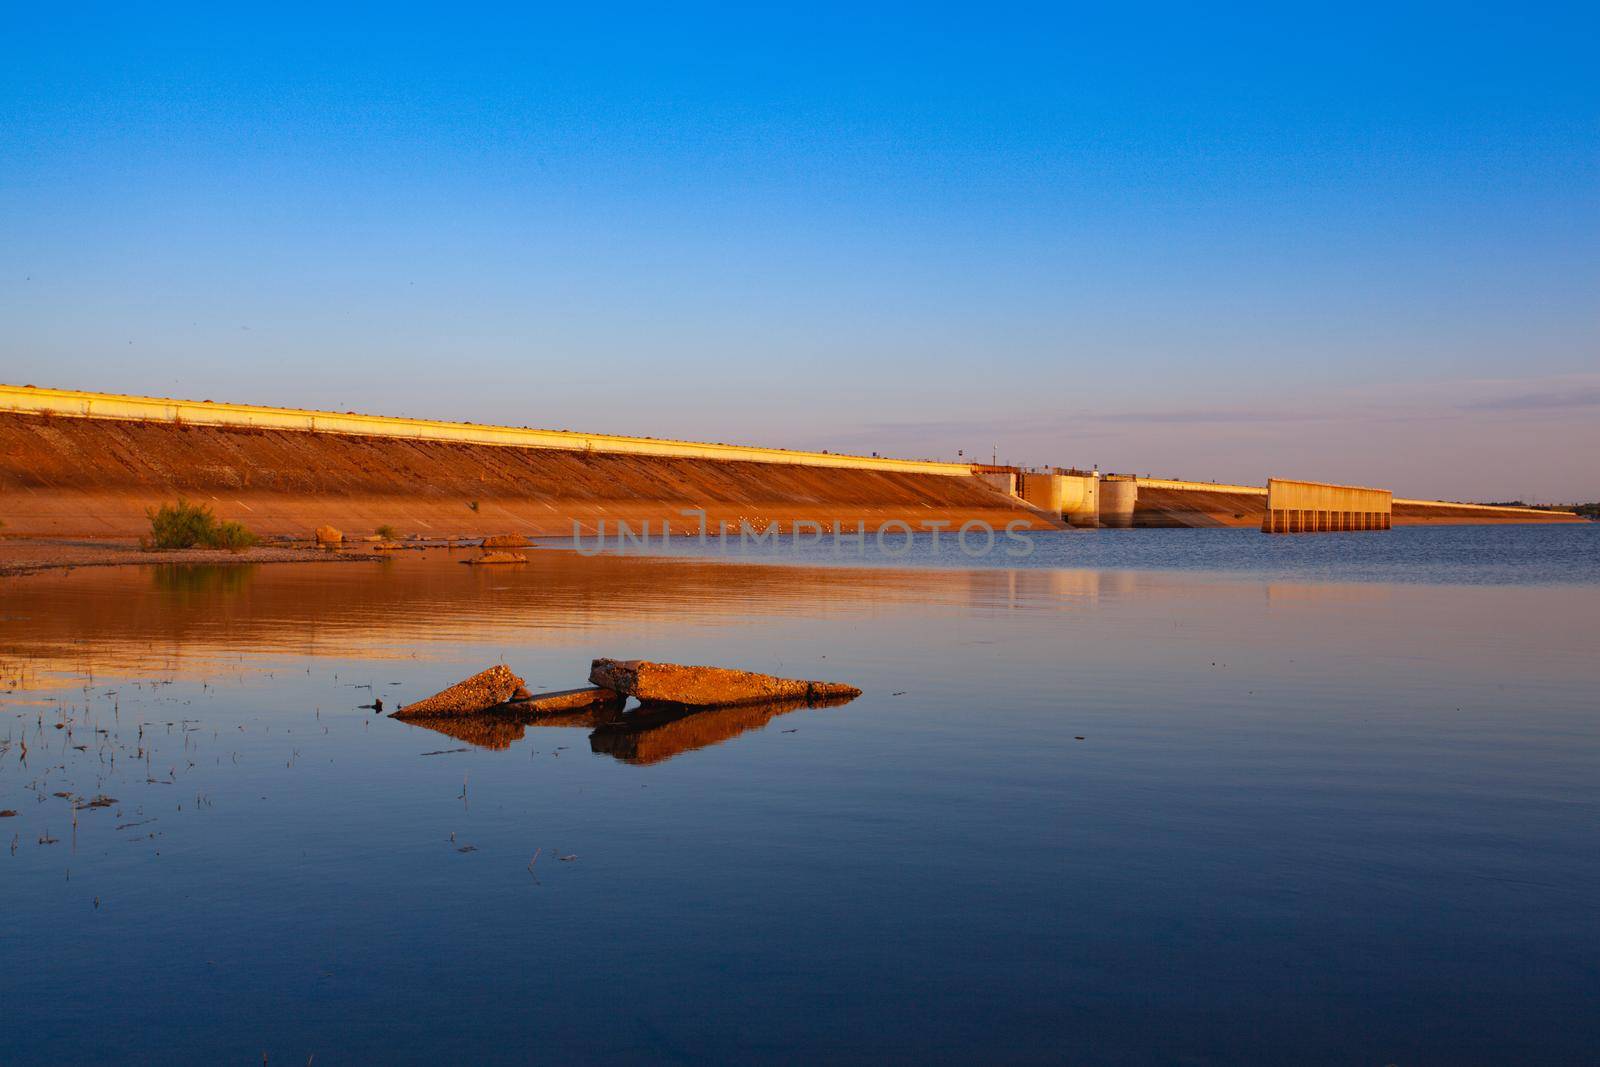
3,4 -> 1596,501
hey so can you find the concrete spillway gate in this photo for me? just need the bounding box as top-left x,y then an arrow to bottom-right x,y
1018,471 -> 1100,527
1263,478 -> 1392,533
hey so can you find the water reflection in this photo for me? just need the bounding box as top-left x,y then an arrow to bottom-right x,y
588,694 -> 856,764
0,548 -> 1582,693
396,705 -> 609,750
394,713 -> 541,750
3,537 -> 1596,1065
0,550 -> 1143,676
395,692 -> 859,763
149,563 -> 257,597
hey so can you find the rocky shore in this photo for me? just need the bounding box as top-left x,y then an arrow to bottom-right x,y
0,536 -> 386,577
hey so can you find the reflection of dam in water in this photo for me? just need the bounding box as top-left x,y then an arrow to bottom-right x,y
396,694 -> 855,765
3,540 -> 1582,687
0,552 -> 1103,677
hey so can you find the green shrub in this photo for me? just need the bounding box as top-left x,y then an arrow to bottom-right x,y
145,499 -> 259,552
210,520 -> 258,551
146,499 -> 213,548
375,524 -> 398,540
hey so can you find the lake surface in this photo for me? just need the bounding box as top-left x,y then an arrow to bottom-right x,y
581,521 -> 1600,585
2,525 -> 1597,1064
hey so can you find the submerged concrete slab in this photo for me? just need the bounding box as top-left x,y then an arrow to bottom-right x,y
589,658 -> 861,707
505,686 -> 623,715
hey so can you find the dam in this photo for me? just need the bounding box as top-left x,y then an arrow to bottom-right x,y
1263,479 -> 1392,533
0,384 -> 1583,537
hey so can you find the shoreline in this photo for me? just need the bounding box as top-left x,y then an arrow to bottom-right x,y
0,536 -> 387,578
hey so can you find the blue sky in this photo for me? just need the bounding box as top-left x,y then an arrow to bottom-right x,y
3,3 -> 1596,500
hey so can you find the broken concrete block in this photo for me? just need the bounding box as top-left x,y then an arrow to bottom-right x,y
505,686 -> 624,715
391,665 -> 528,719
588,658 -> 862,707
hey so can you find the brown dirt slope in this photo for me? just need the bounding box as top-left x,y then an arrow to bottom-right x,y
0,412 -> 1046,537
1134,486 -> 1267,527
1390,501 -> 1583,524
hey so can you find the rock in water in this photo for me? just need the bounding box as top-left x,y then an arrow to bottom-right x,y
314,525 -> 343,544
391,665 -> 528,719
589,658 -> 861,707
462,551 -> 528,565
482,533 -> 529,548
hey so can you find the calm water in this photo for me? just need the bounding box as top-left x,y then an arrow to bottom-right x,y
584,521 -> 1600,585
2,526 -> 1597,1065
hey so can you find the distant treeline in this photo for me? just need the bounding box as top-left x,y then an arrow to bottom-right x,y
1484,501 -> 1600,519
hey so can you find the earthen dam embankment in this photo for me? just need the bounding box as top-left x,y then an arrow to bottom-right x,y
0,411 -> 1048,539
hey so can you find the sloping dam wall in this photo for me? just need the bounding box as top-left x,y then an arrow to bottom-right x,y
1129,480 -> 1580,527
0,411 -> 1048,538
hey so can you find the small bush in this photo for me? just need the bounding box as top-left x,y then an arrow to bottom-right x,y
146,500 -> 213,548
375,524 -> 398,540
145,499 -> 258,552
210,520 -> 258,551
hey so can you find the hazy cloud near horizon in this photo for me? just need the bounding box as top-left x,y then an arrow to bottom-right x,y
806,375 -> 1595,503
1461,384 -> 1600,413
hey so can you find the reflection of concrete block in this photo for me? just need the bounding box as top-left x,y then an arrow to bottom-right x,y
589,693 -> 858,765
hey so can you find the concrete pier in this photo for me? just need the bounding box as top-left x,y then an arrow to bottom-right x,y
1098,477 -> 1138,528
1019,470 -> 1099,526
1262,478 -> 1392,534
974,469 -> 1018,496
